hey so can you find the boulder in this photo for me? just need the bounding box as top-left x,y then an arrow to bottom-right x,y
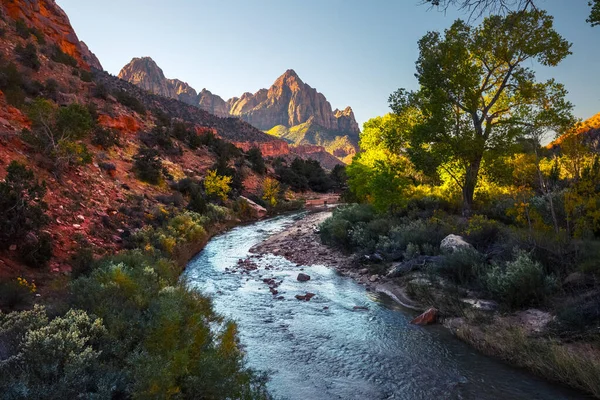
369,274 -> 379,283
410,308 -> 438,326
297,273 -> 311,282
239,196 -> 267,218
563,272 -> 594,288
440,234 -> 475,253
461,299 -> 499,312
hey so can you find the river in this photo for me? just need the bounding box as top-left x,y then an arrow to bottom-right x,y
183,213 -> 584,400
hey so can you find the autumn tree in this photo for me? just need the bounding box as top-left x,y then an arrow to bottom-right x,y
262,177 -> 280,207
390,11 -> 574,215
204,170 -> 232,201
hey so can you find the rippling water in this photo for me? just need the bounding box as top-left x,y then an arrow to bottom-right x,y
184,213 -> 584,400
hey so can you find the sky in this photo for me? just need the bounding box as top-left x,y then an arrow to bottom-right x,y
57,0 -> 600,129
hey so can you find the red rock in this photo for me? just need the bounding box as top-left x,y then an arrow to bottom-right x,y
410,308 -> 439,326
295,292 -> 316,301
297,273 -> 311,282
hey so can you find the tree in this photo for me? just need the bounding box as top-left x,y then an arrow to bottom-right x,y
23,99 -> 95,175
262,177 -> 281,207
133,147 -> 163,184
390,11 -> 573,215
204,170 -> 232,201
247,147 -> 266,174
589,0 -> 600,26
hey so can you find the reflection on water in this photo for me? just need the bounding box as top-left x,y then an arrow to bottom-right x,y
184,214 -> 584,400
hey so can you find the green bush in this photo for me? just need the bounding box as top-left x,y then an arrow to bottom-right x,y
377,218 -> 450,261
133,147 -> 163,184
92,127 -> 120,149
247,147 -> 266,174
0,279 -> 33,310
79,69 -> 93,82
0,62 -> 25,107
15,43 -> 40,71
0,161 -> 49,250
115,90 -> 145,115
320,204 -> 377,251
15,19 -> 30,39
50,45 -> 77,67
19,231 -> 53,268
484,249 -> 558,309
436,248 -> 486,286
0,305 -> 117,399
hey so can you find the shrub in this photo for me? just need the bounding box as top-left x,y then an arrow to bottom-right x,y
23,99 -> 95,172
319,204 -> 378,252
0,161 -> 49,250
247,147 -> 266,174
0,62 -> 25,107
15,19 -> 30,39
484,249 -> 558,309
377,218 -> 450,260
133,147 -> 163,184
92,127 -> 120,149
79,69 -> 93,82
0,279 -> 34,310
262,177 -> 280,207
50,45 -> 78,67
93,82 -> 109,99
464,214 -> 503,252
0,306 -> 115,398
436,248 -> 486,286
44,78 -> 59,101
15,42 -> 40,71
19,231 -> 53,268
115,90 -> 145,115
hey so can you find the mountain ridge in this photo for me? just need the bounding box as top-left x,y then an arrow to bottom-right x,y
118,57 -> 359,162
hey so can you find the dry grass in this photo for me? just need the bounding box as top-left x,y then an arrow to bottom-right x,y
455,322 -> 600,398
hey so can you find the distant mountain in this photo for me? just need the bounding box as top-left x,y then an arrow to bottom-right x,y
549,112 -> 600,152
118,58 -> 360,162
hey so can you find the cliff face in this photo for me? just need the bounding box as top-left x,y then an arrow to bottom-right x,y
2,0 -> 91,68
118,59 -> 360,162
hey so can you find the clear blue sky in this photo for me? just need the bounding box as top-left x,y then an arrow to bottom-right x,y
57,0 -> 599,129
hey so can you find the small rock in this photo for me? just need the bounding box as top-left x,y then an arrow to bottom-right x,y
440,234 -> 475,253
410,308 -> 439,326
295,292 -> 316,301
297,273 -> 311,282
9,244 -> 17,251
72,224 -> 81,229
77,215 -> 85,222
353,306 -> 369,311
358,268 -> 369,275
369,274 -> 379,283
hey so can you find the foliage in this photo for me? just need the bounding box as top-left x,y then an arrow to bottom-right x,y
0,306 -> 113,399
19,231 -> 53,268
133,147 -> 163,185
22,99 -> 95,174
92,127 -> 120,149
0,161 -> 49,257
276,158 -> 333,193
390,11 -> 574,213
319,204 -> 378,252
589,0 -> 600,26
50,45 -> 77,67
0,279 -> 34,311
115,90 -> 146,115
15,19 -> 30,39
247,147 -> 266,174
204,169 -> 232,201
262,177 -> 281,207
15,43 -> 40,71
484,249 -> 557,309
436,248 -> 486,285
0,62 -> 25,107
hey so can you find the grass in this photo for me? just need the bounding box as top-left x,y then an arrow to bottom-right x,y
454,322 -> 600,398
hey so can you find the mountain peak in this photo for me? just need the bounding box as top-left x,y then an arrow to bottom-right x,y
274,69 -> 303,87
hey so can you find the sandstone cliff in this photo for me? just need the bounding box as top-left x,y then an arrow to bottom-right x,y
3,0 -> 92,69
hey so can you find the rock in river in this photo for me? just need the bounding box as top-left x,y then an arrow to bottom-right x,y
410,308 -> 439,326
297,273 -> 311,282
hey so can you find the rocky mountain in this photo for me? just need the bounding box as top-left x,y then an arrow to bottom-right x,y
118,59 -> 360,162
549,112 -> 600,152
3,0 -> 96,69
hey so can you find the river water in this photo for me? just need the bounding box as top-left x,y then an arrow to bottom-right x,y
183,213 -> 584,400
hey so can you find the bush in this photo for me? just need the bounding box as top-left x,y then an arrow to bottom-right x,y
15,42 -> 40,71
79,69 -> 93,82
15,19 -> 30,39
204,169 -> 232,201
19,231 -> 53,268
50,45 -> 77,67
115,90 -> 145,115
93,82 -> 109,99
436,248 -> 486,286
247,147 -> 266,174
0,161 -> 49,250
319,204 -> 378,252
484,249 -> 558,309
0,62 -> 25,107
0,279 -> 34,310
133,147 -> 163,184
377,218 -> 450,260
0,306 -> 116,398
92,127 -> 120,149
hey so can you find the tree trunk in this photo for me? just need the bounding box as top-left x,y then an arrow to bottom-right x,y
462,158 -> 482,217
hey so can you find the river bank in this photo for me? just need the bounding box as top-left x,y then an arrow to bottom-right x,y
249,210 -> 600,398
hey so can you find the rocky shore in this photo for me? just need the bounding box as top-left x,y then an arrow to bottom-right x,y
250,211 -> 421,311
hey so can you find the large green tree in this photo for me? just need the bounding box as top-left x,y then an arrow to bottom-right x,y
390,11 -> 574,214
